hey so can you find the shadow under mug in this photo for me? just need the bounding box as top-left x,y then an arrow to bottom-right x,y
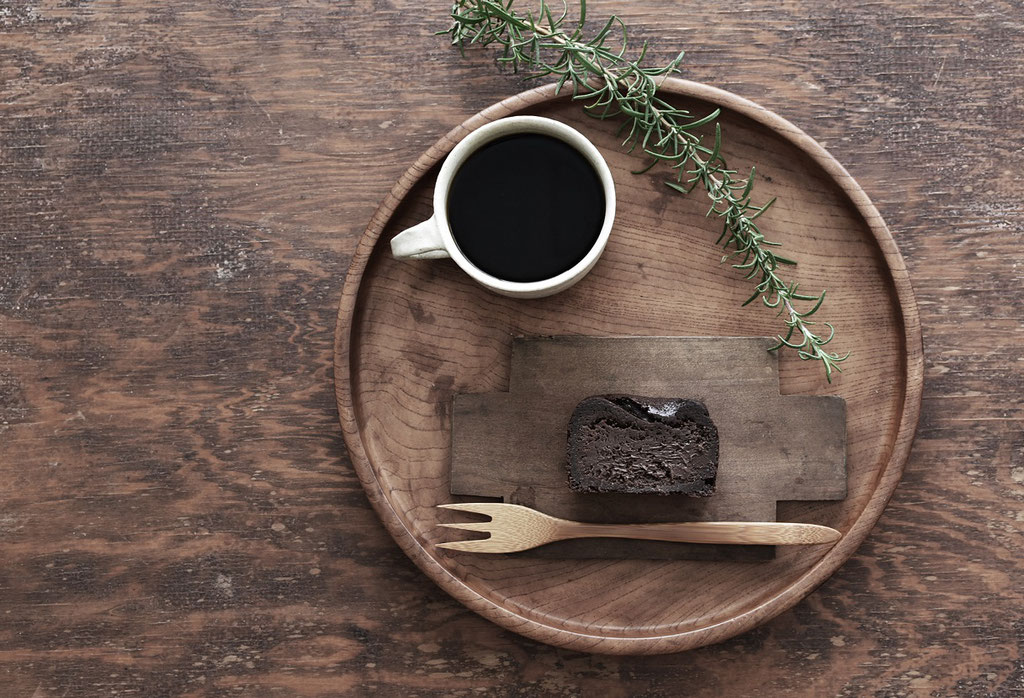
390,115 -> 616,299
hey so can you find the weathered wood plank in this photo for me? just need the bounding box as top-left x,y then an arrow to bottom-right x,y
451,336 -> 845,561
1,0 -> 1022,694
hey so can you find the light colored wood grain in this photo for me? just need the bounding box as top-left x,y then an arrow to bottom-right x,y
333,78 -> 923,654
436,503 -> 842,552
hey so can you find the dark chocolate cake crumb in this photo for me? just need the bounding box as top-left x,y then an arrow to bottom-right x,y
566,395 -> 719,496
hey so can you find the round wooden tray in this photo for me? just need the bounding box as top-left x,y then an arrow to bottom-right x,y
334,79 -> 923,654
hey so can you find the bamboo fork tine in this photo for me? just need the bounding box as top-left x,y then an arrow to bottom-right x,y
436,540 -> 494,552
436,502 -> 503,516
437,521 -> 494,532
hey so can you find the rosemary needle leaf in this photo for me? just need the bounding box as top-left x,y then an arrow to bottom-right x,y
677,108 -> 722,131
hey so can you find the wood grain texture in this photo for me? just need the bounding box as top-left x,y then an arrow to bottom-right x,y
335,79 -> 919,653
450,336 -> 846,561
0,0 -> 1021,694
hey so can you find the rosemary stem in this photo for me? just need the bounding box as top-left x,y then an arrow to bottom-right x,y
558,32 -> 831,372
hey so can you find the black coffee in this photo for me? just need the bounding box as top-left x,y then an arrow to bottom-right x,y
446,133 -> 605,283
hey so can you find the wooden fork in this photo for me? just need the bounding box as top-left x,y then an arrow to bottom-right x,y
436,503 -> 841,553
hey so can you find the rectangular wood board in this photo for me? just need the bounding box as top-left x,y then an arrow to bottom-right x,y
451,336 -> 847,561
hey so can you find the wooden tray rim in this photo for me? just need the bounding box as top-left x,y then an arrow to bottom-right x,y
333,78 -> 924,654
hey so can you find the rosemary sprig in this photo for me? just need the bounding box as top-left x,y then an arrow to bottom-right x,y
442,0 -> 850,381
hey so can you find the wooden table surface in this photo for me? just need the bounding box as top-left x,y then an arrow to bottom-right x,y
2,1 -> 1021,695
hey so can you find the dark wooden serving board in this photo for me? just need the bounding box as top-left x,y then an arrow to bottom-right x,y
451,336 -> 847,561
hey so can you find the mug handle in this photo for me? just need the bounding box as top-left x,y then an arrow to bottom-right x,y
391,216 -> 449,259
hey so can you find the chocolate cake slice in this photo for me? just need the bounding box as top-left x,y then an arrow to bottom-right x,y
566,395 -> 719,496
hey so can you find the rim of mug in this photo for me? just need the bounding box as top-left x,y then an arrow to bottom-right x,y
432,115 -> 616,294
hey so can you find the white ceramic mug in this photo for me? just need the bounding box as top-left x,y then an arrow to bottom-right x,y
390,116 -> 616,299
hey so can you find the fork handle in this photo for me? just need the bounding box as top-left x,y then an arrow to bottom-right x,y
557,521 -> 841,546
